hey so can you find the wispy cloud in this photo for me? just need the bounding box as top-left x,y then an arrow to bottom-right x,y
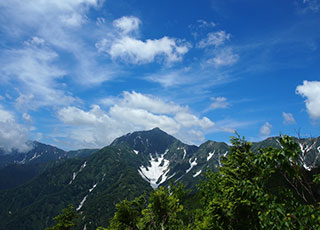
197,31 -> 230,48
300,0 -> 320,13
0,0 -> 114,112
282,112 -> 296,124
208,97 -> 230,110
206,48 -> 239,68
0,43 -> 76,110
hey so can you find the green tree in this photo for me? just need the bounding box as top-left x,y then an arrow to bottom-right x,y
194,135 -> 320,230
46,205 -> 78,230
99,185 -> 185,230
138,186 -> 184,230
104,195 -> 145,230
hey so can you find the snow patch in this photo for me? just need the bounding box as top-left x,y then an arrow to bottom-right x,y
30,152 -> 42,161
138,152 -> 170,189
298,141 -> 317,171
186,158 -> 197,174
89,183 -> 97,193
193,169 -> 202,178
217,151 -> 228,167
174,175 -> 184,183
69,161 -> 87,185
207,150 -> 215,161
303,162 -> 312,171
275,139 -> 283,149
183,148 -> 186,159
298,142 -> 314,154
133,150 -> 139,155
76,183 -> 98,211
16,155 -> 27,164
77,195 -> 88,211
167,172 -> 176,181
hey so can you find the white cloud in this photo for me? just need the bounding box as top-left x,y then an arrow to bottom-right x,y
118,91 -> 187,114
301,0 -> 320,12
174,113 -> 214,129
24,37 -> 45,46
0,45 -> 75,109
97,36 -> 190,64
209,97 -> 229,110
96,17 -> 106,25
145,69 -> 191,88
260,122 -> 272,136
113,16 -> 141,34
198,31 -> 230,48
0,106 -> 31,152
196,19 -> 216,28
22,113 -> 32,122
282,112 -> 296,124
0,0 -> 112,88
57,91 -> 215,148
211,119 -> 256,134
96,16 -> 190,64
0,0 -> 101,29
207,48 -> 239,68
296,80 -> 320,119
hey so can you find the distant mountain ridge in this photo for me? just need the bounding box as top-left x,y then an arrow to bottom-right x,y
0,128 -> 319,230
0,141 -> 98,169
0,142 -> 98,190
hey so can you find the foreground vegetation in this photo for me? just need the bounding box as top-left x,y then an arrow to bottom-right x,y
48,135 -> 320,230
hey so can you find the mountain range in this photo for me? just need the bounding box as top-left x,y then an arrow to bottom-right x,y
0,128 -> 319,230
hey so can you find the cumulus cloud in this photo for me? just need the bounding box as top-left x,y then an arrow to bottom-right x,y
296,80 -> 320,119
117,91 -> 187,114
207,48 -> 239,68
198,31 -> 230,48
260,122 -> 272,136
282,112 -> 296,124
96,16 -> 190,64
57,91 -> 215,148
0,106 -> 31,153
209,97 -> 229,110
113,16 -> 141,34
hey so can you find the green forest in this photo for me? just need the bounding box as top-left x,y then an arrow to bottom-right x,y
47,135 -> 320,230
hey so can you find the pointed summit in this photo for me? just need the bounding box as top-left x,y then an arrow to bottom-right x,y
110,128 -> 177,155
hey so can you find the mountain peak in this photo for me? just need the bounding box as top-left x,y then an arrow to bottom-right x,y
110,128 -> 177,155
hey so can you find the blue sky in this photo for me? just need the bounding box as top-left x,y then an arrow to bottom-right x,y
0,0 -> 320,151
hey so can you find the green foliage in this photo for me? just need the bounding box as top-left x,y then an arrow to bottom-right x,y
194,135 -> 320,230
139,186 -> 184,230
107,195 -> 146,230
100,185 -> 185,230
46,205 -> 78,230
